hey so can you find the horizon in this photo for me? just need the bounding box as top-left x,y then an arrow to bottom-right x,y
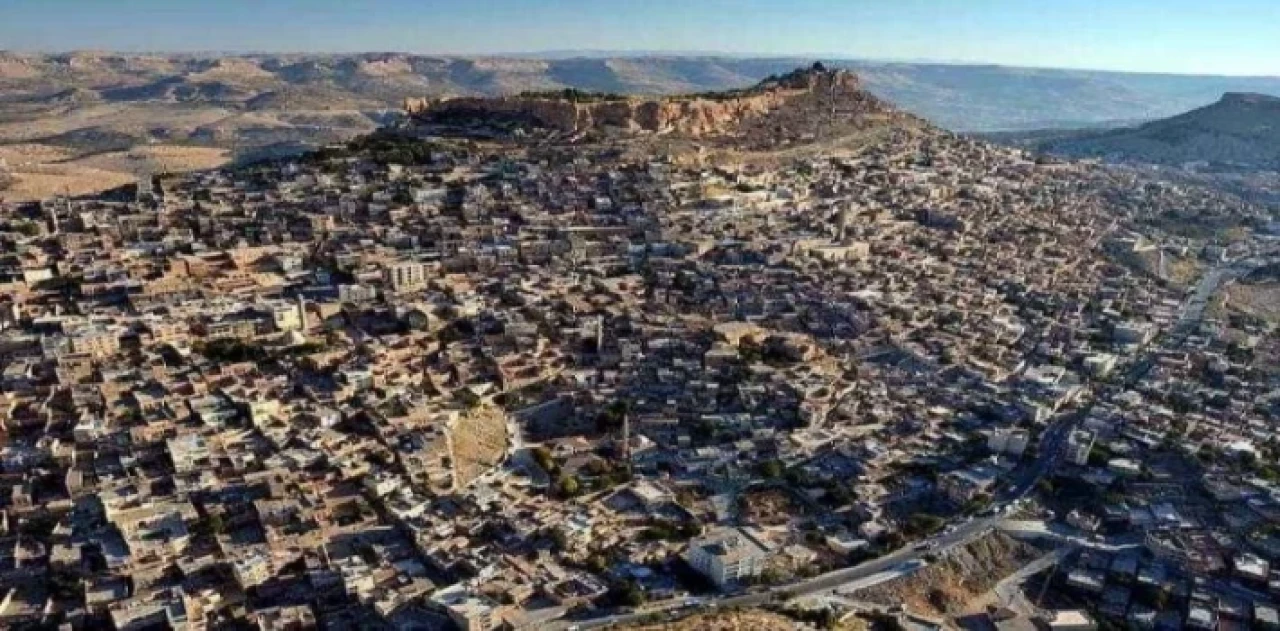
5,49 -> 1280,81
4,0 -> 1280,77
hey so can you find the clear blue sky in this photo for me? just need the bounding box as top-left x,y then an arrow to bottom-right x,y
4,0 -> 1279,76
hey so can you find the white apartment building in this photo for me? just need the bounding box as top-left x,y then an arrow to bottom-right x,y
684,528 -> 769,589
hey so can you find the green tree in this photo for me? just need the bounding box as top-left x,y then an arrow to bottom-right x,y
532,447 -> 557,473
556,475 -> 581,498
905,513 -> 945,537
759,567 -> 786,585
586,554 -> 609,573
610,581 -> 646,608
549,528 -> 569,551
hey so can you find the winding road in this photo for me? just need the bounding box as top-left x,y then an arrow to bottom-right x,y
554,255 -> 1264,630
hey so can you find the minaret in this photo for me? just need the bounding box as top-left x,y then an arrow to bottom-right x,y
47,203 -> 60,235
621,411 -> 632,467
296,295 -> 309,331
595,315 -> 604,353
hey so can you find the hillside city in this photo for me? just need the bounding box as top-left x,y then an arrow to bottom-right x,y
2,64 -> 1280,631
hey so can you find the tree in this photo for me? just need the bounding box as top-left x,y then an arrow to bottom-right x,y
759,459 -> 784,479
595,400 -> 629,432
759,567 -> 786,585
587,554 -> 609,573
1087,445 -> 1112,468
904,513 -> 945,537
556,475 -> 581,498
532,446 -> 557,473
548,528 -> 569,551
609,581 -> 646,608
1197,445 -> 1219,465
963,493 -> 993,516
1152,588 -> 1170,612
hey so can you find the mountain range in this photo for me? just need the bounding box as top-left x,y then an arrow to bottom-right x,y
995,92 -> 1280,172
4,52 -> 1280,201
4,52 -> 1280,135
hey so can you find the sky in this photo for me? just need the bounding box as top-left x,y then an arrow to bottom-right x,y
3,0 -> 1279,76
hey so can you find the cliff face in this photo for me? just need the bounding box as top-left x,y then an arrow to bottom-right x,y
405,67 -> 876,138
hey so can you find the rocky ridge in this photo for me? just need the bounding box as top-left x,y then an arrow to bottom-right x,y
405,65 -> 892,141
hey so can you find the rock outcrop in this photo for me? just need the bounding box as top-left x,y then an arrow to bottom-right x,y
405,65 -> 888,140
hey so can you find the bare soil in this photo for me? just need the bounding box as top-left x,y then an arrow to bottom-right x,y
853,532 -> 1043,619
450,404 -> 510,487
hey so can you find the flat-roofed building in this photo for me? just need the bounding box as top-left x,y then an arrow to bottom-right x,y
683,527 -> 769,589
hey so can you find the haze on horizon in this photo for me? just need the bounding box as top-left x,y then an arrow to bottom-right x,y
3,0 -> 1280,77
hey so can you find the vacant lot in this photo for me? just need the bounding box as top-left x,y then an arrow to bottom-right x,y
740,488 -> 807,526
450,404 -> 510,488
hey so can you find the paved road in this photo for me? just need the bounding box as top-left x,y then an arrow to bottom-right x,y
558,257 -> 1265,630
993,547 -> 1074,616
565,516 -> 1003,630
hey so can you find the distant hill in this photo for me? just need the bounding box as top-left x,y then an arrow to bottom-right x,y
3,51 -> 1280,199
1006,93 -> 1280,171
3,52 -> 1280,134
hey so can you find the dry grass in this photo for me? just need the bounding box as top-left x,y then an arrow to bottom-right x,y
1224,283 -> 1280,324
68,145 -> 231,175
0,102 -> 237,142
1166,256 -> 1204,288
450,404 -> 509,487
1,165 -> 136,202
627,611 -> 802,631
740,488 -> 805,526
0,142 -> 230,202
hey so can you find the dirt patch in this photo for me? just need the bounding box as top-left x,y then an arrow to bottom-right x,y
0,141 -> 231,202
450,404 -> 510,487
740,488 -> 807,526
66,145 -> 231,175
853,532 -> 1043,618
1224,282 -> 1280,324
626,610 -> 803,631
2,164 -> 137,202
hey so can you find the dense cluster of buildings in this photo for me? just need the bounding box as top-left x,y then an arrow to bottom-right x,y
0,110 -> 1270,630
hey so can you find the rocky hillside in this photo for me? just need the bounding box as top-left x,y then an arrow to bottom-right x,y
1016,93 -> 1280,171
854,532 -> 1044,618
407,64 -> 900,146
3,51 -> 1279,200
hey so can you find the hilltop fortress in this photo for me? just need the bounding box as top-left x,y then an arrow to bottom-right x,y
403,64 -> 892,140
